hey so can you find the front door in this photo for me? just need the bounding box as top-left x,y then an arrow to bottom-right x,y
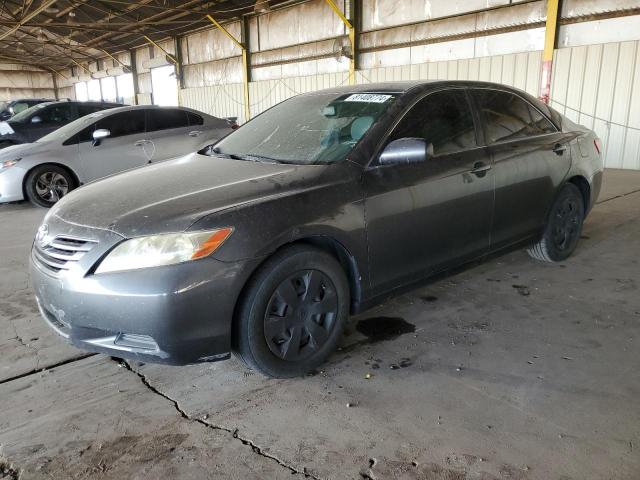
364,89 -> 494,295
469,89 -> 574,249
77,109 -> 149,182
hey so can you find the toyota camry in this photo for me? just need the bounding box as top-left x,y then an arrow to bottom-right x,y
30,81 -> 603,377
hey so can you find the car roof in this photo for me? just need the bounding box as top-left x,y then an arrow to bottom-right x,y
303,80 -> 535,96
88,104 -> 215,117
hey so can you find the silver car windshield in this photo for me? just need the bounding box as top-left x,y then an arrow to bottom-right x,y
211,92 -> 398,165
36,112 -> 107,143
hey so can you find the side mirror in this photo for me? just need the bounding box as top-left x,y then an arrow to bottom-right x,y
379,138 -> 432,166
31,116 -> 42,124
92,129 -> 111,147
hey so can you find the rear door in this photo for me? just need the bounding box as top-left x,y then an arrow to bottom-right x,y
469,89 -> 573,249
25,103 -> 77,141
364,88 -> 494,294
77,109 -> 149,181
143,108 -> 203,161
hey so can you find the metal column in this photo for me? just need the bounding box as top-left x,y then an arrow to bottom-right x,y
540,0 -> 561,104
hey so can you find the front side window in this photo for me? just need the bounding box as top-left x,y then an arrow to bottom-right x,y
11,102 -> 30,114
76,110 -> 146,143
147,109 -> 189,131
213,92 -> 398,165
473,90 -> 556,143
386,89 -> 477,156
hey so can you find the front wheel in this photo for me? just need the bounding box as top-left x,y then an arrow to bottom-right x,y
24,165 -> 75,208
528,183 -> 585,262
233,245 -> 349,378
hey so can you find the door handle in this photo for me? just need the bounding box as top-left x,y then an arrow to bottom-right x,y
470,161 -> 492,176
134,140 -> 151,147
553,143 -> 568,155
188,130 -> 202,137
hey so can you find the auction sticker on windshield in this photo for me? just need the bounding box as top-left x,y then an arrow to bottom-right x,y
0,122 -> 14,135
344,93 -> 393,103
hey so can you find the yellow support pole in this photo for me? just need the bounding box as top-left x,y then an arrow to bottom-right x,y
70,58 -> 93,76
325,0 -> 355,84
206,14 -> 250,123
51,68 -> 69,80
540,0 -> 560,104
143,35 -> 179,65
99,48 -> 129,71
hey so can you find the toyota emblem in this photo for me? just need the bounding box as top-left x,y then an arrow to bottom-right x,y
36,224 -> 49,246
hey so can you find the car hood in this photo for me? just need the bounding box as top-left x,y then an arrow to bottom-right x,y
49,153 -> 333,237
0,141 -> 55,158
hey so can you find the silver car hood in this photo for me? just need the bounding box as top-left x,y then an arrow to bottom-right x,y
0,141 -> 56,159
47,153 -> 312,238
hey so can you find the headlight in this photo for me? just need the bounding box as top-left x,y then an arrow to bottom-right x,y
0,158 -> 21,170
95,227 -> 233,274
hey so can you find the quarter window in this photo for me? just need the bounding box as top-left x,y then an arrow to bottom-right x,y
473,90 -> 556,143
187,112 -> 204,126
146,109 -> 189,131
387,90 -> 477,156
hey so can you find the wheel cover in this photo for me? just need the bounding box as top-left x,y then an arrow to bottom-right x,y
35,172 -> 69,203
264,269 -> 338,362
551,196 -> 581,251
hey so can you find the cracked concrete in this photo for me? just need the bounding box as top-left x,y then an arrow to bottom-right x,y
1,169 -> 639,479
117,359 -> 320,479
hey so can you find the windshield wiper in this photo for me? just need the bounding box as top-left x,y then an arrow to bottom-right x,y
208,148 -> 297,164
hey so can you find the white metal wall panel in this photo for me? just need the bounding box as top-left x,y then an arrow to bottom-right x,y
179,83 -> 246,123
550,40 -> 640,170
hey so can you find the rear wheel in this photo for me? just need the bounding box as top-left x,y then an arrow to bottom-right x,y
528,183 -> 585,262
233,245 -> 349,378
25,165 -> 76,208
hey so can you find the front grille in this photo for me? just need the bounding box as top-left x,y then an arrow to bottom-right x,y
33,235 -> 98,273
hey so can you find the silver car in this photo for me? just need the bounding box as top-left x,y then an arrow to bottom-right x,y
0,105 -> 234,207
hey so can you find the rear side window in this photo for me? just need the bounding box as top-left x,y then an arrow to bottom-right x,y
187,112 -> 203,126
387,89 -> 477,156
147,109 -> 189,131
76,110 -> 146,143
77,104 -> 109,117
36,104 -> 74,124
473,90 -> 556,143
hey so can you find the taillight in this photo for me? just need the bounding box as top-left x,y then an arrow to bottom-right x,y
594,138 -> 601,155
231,124 -> 239,130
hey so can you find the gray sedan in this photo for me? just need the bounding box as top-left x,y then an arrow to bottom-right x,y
0,105 -> 234,207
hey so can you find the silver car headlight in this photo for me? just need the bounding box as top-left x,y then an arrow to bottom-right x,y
0,158 -> 21,170
95,228 -> 233,274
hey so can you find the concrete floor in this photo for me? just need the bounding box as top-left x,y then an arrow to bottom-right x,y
1,169 -> 639,480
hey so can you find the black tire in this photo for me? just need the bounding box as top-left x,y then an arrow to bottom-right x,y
233,245 -> 349,378
25,164 -> 76,208
528,183 -> 585,262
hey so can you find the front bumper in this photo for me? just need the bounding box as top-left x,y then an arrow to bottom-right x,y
0,167 -> 26,203
30,219 -> 259,365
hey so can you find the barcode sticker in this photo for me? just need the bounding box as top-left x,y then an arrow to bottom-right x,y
344,93 -> 393,103
0,122 -> 14,135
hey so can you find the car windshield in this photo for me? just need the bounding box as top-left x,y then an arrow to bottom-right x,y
209,92 -> 398,165
37,111 -> 107,143
9,103 -> 48,123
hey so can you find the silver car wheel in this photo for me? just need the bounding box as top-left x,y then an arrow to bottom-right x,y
35,172 -> 69,203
